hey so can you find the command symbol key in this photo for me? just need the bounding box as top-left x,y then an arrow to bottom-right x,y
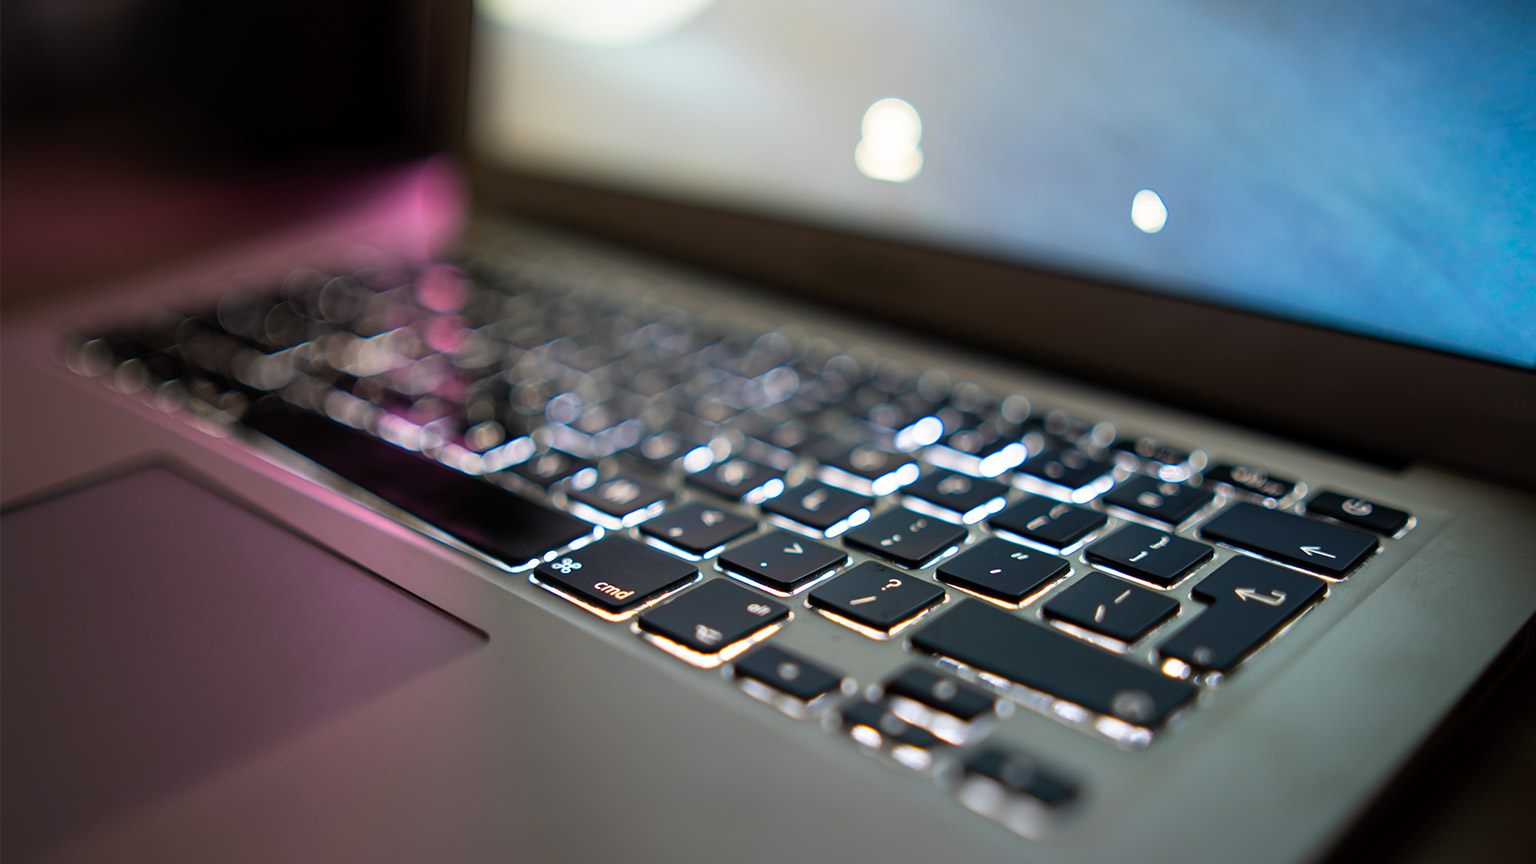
533,535 -> 697,621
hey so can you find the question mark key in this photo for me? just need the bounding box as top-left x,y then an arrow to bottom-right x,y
808,561 -> 947,638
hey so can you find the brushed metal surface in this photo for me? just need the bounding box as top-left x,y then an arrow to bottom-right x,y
3,222 -> 1533,864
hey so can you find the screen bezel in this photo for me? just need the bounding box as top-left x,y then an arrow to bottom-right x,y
467,164 -> 1535,487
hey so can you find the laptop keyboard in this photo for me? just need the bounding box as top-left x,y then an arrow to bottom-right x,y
69,252 -> 1417,839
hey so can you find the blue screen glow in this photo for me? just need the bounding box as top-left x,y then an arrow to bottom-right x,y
472,0 -> 1536,368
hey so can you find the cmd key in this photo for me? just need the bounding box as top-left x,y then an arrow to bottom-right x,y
535,536 -> 697,620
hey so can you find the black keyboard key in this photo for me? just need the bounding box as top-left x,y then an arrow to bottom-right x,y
624,429 -> 706,470
1158,557 -> 1326,677
242,404 -> 593,569
910,601 -> 1197,739
935,538 -> 1068,606
1203,463 -> 1299,505
812,441 -> 919,496
688,457 -> 786,504
903,470 -> 1009,523
1043,572 -> 1179,645
990,496 -> 1107,550
508,449 -> 598,490
637,579 -> 789,667
961,745 -> 1079,808
717,530 -> 846,594
1015,448 -> 1116,501
639,502 -> 756,558
566,475 -> 671,528
1305,491 -> 1413,536
1100,476 -> 1214,527
1041,410 -> 1101,445
733,644 -> 848,709
534,536 -> 697,620
807,562 -> 946,637
882,665 -> 997,722
1200,502 -> 1377,578
762,480 -> 874,537
762,419 -> 825,455
1086,524 -> 1213,587
925,431 -> 1028,478
839,699 -> 947,768
1111,435 -> 1201,481
740,436 -> 798,471
957,745 -> 1078,838
843,508 -> 967,568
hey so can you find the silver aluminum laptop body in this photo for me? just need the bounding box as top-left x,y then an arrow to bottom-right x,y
4,4 -> 1534,864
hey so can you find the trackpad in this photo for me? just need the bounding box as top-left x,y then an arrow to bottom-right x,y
1,466 -> 486,862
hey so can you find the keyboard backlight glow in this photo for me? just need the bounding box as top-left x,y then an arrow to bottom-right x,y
1161,658 -> 1194,680
890,744 -> 933,772
635,619 -> 787,669
894,416 -> 945,451
850,725 -> 884,750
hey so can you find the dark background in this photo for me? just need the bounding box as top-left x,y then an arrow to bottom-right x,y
0,0 -> 459,303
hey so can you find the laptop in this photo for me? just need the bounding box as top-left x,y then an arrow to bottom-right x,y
4,2 -> 1534,862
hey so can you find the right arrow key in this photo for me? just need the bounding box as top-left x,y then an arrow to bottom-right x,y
1158,557 -> 1327,677
1200,501 -> 1378,578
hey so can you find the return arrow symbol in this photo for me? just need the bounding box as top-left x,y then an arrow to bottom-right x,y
1235,587 -> 1287,606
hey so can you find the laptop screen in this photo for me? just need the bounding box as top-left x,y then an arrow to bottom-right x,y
469,1 -> 1535,370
